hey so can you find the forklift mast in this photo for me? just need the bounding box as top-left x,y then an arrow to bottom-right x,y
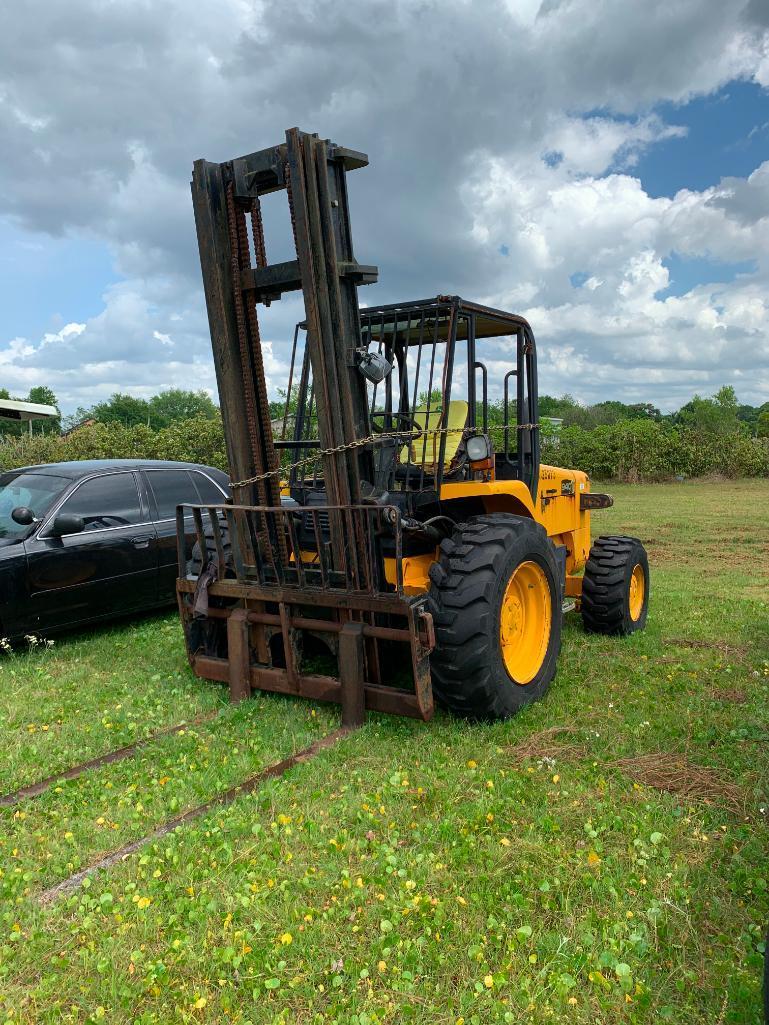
191,128 -> 377,523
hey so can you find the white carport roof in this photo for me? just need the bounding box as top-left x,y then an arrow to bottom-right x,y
0,399 -> 58,422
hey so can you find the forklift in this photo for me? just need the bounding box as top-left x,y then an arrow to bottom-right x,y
175,128 -> 649,723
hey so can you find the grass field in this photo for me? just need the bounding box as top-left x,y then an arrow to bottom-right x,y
0,480 -> 767,1024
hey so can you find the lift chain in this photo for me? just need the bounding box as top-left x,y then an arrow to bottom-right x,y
229,423 -> 540,489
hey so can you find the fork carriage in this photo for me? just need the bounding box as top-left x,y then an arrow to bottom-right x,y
176,501 -> 436,722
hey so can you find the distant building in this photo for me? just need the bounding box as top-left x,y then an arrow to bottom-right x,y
60,417 -> 97,438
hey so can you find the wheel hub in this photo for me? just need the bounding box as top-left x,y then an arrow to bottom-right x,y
629,563 -> 645,622
500,561 -> 552,685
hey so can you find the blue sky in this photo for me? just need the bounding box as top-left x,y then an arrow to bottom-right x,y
0,0 -> 767,414
0,221 -> 117,345
633,80 -> 769,198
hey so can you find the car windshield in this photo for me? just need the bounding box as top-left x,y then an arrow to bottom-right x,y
0,471 -> 69,539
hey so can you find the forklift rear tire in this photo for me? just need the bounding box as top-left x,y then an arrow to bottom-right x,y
427,514 -> 561,721
581,535 -> 649,635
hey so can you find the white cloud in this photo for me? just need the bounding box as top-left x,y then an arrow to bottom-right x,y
41,323 -> 86,346
0,0 -> 767,411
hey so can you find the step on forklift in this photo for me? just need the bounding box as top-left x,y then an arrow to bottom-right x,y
175,128 -> 649,723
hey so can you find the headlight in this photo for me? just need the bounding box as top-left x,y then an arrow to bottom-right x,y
466,434 -> 491,462
357,350 -> 393,384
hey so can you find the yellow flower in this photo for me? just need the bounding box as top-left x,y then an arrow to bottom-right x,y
552,774 -> 560,784
483,975 -> 494,988
279,932 -> 293,945
587,851 -> 601,867
466,760 -> 477,769
377,960 -> 387,973
192,996 -> 207,1009
499,837 -> 511,847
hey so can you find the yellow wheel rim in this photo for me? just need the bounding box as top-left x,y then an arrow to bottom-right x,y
629,563 -> 645,621
499,561 -> 552,685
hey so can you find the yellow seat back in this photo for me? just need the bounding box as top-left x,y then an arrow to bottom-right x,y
399,400 -> 469,469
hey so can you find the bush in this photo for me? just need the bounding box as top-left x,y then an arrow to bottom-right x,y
542,419 -> 769,481
0,417 -> 228,474
1,414 -> 767,484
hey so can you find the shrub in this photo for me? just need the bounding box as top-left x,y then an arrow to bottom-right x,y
542,420 -> 769,481
1,414 -> 767,484
0,417 -> 228,474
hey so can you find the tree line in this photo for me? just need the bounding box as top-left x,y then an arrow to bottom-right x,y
1,384 -> 767,481
0,388 -> 219,437
3,383 -> 766,437
538,386 -> 769,437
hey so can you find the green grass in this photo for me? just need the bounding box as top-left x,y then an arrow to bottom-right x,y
0,479 -> 767,1024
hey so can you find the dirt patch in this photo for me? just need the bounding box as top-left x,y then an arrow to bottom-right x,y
664,637 -> 749,659
610,751 -> 746,816
710,687 -> 748,704
506,725 -> 587,764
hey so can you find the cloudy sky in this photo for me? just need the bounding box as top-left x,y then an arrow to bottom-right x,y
1,0 -> 768,415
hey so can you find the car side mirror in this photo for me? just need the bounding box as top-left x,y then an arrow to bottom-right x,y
50,512 -> 85,537
11,506 -> 35,526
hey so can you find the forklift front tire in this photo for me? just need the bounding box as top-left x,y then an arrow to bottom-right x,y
427,513 -> 561,721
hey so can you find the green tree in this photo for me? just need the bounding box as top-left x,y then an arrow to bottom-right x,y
27,385 -> 58,409
90,393 -> 153,428
676,385 -> 743,437
757,409 -> 769,439
148,389 -> 218,428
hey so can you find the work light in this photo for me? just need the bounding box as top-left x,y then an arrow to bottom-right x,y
466,434 -> 492,463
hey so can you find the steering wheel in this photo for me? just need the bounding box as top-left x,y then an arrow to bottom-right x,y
369,410 -> 424,446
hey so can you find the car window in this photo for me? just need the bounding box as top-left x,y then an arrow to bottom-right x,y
191,471 -> 227,505
0,472 -> 69,539
59,473 -> 142,531
146,470 -> 202,519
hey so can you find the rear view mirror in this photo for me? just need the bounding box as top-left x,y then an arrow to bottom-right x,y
11,506 -> 35,526
50,512 -> 85,537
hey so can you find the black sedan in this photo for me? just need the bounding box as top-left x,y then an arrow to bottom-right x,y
0,459 -> 230,639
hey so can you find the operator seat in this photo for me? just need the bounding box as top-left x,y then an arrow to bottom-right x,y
399,399 -> 469,475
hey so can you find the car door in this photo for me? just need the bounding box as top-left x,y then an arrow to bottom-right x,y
143,468 -> 226,604
25,471 -> 158,631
